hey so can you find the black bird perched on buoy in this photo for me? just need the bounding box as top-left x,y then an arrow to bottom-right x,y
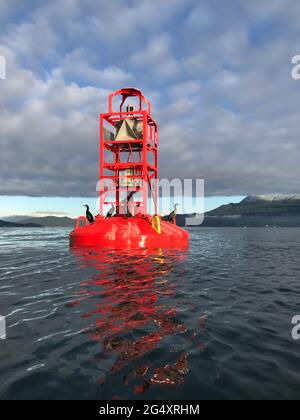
126,186 -> 141,217
84,205 -> 95,224
127,186 -> 141,203
106,204 -> 115,218
168,204 -> 179,224
126,191 -> 135,217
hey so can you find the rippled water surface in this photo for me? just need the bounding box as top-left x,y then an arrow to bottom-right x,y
1,227 -> 300,400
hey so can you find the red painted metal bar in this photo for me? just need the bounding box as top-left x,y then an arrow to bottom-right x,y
99,88 -> 158,216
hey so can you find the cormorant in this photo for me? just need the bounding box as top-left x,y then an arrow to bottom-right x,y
126,187 -> 141,217
106,204 -> 115,218
168,204 -> 179,224
127,191 -> 135,201
84,205 -> 95,223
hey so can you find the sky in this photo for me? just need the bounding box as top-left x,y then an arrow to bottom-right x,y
0,0 -> 300,217
0,195 -> 245,218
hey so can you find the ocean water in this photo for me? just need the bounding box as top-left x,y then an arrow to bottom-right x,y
0,227 -> 300,400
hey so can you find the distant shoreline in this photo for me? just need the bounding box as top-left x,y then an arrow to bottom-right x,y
3,195 -> 300,228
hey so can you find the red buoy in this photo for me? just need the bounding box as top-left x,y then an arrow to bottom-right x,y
70,88 -> 189,249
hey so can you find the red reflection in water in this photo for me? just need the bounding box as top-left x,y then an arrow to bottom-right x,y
71,248 -> 205,395
150,352 -> 188,386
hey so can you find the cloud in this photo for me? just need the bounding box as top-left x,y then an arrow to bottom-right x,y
0,0 -> 300,198
130,34 -> 180,81
53,49 -> 134,89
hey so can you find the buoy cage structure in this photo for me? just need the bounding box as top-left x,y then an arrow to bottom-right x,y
70,87 -> 189,249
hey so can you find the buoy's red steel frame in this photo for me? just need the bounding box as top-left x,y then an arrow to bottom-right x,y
70,88 -> 189,249
100,87 -> 158,216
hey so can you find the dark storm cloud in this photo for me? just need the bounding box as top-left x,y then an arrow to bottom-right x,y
0,0 -> 300,197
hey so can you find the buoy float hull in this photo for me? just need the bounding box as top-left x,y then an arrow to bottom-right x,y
70,216 -> 189,249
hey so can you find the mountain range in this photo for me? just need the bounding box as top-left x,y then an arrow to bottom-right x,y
186,195 -> 300,227
0,216 -> 75,228
0,220 -> 43,228
2,195 -> 300,228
